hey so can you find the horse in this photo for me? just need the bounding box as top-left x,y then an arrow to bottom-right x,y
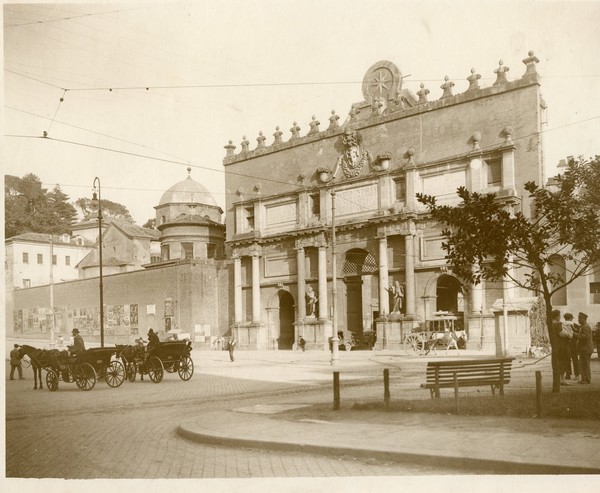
425,329 -> 468,356
16,345 -> 45,390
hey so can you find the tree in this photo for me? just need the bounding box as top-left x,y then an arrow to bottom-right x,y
142,218 -> 156,229
5,175 -> 80,237
417,155 -> 600,393
75,197 -> 134,223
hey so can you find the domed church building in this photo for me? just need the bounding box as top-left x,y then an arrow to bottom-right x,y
156,167 -> 225,262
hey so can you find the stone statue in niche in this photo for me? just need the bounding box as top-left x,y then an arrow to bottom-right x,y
305,285 -> 318,317
386,281 -> 404,314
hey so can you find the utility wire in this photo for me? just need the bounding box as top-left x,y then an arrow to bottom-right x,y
4,6 -> 149,28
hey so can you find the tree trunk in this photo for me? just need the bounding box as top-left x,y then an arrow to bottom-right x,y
545,296 -> 561,393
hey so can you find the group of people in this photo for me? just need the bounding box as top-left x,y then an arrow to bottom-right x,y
551,310 -> 594,385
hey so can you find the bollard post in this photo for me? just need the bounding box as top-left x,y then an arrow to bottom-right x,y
453,371 -> 459,414
333,371 -> 340,410
535,370 -> 543,418
383,369 -> 390,408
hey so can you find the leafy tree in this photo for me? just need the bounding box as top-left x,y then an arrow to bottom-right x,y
47,184 -> 78,233
5,173 -> 52,237
142,218 -> 156,229
75,197 -> 134,223
417,155 -> 600,392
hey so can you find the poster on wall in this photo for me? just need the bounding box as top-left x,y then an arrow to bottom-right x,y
164,298 -> 174,317
130,304 -> 139,334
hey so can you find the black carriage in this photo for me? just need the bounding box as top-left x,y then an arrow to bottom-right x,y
45,347 -> 125,391
120,340 -> 193,383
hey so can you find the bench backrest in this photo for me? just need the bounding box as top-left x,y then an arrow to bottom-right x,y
425,358 -> 514,386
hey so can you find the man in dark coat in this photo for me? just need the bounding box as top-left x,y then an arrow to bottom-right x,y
575,312 -> 593,384
70,328 -> 86,356
147,328 -> 160,354
10,344 -> 23,380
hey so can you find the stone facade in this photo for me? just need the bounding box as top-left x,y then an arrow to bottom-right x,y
223,53 -> 545,352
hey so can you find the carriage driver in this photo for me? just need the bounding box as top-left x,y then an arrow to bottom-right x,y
69,328 -> 86,357
147,328 -> 160,355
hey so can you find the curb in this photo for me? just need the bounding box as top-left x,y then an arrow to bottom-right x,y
177,420 -> 600,475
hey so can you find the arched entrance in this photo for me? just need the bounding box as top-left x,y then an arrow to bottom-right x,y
278,290 -> 295,349
343,248 -> 378,337
436,274 -> 462,313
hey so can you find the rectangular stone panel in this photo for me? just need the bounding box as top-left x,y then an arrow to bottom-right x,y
264,255 -> 296,278
336,184 -> 378,216
265,201 -> 297,231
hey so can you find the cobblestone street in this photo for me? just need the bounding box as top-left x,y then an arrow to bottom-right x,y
5,360 -> 459,480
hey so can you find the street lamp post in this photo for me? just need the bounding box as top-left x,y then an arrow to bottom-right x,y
91,177 -> 104,348
331,190 -> 339,364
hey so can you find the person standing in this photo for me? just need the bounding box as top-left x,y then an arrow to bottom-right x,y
550,309 -> 570,386
228,336 -> 237,362
9,344 -> 23,380
575,312 -> 593,384
563,313 -> 579,380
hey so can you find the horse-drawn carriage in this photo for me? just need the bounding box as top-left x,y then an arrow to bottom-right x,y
403,314 -> 467,356
118,340 -> 193,383
17,345 -> 125,391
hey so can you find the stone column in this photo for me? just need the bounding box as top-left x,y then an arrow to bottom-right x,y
378,236 -> 390,317
470,265 -> 483,315
296,247 -> 306,320
405,234 -> 416,316
233,255 -> 242,323
251,253 -> 261,323
317,245 -> 328,320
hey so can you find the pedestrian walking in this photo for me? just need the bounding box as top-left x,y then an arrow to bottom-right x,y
228,336 -> 237,362
298,336 -> 306,351
563,313 -> 579,380
10,344 -> 24,380
575,312 -> 593,384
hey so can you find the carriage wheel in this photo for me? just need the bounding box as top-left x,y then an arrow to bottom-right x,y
403,334 -> 425,356
125,360 -> 137,383
147,356 -> 164,383
177,356 -> 194,381
75,363 -> 97,391
105,360 -> 125,388
46,370 -> 59,391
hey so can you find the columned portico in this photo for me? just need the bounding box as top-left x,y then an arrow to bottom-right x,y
296,247 -> 306,320
317,245 -> 328,320
251,253 -> 261,323
378,236 -> 389,316
404,234 -> 416,317
233,255 -> 242,323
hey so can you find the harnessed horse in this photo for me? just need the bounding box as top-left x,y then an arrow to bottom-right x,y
425,329 -> 468,355
16,345 -> 62,390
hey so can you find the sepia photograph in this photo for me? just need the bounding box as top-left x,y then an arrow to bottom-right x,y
3,1 -> 600,492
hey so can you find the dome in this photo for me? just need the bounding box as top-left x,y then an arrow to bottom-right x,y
158,168 -> 217,207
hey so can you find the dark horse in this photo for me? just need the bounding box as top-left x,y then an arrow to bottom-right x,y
17,345 -> 59,390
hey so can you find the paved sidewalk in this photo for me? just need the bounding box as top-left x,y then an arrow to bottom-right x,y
180,349 -> 600,474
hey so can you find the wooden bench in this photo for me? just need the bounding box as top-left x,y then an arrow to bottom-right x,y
421,357 -> 514,400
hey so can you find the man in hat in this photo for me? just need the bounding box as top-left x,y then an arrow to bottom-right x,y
10,344 -> 23,380
70,328 -> 86,357
575,312 -> 593,384
147,328 -> 160,355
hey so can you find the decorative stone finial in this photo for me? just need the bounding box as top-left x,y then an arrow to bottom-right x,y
501,125 -> 513,145
256,131 -> 266,149
236,187 -> 244,200
493,60 -> 510,86
240,136 -> 250,153
187,166 -> 192,176
348,106 -> 360,123
440,75 -> 455,98
308,115 -> 320,135
254,183 -> 262,196
290,121 -> 301,140
466,68 -> 481,92
407,147 -> 416,165
417,83 -> 430,104
224,140 -> 236,157
522,50 -> 539,79
273,126 -> 283,145
471,131 -> 482,151
328,110 -> 340,130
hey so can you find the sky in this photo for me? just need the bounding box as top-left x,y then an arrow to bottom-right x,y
3,0 -> 600,227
